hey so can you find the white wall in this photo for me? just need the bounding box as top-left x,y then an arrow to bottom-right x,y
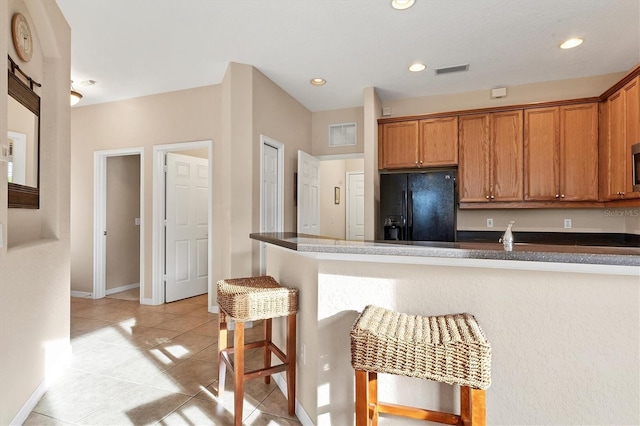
0,1 -> 71,424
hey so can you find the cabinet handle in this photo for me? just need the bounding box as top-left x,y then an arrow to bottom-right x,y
561,194 -> 565,198
620,192 -> 625,198
486,195 -> 490,200
555,194 -> 560,198
490,195 -> 495,199
419,160 -> 423,164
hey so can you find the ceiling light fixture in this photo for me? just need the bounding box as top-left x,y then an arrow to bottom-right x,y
391,0 -> 415,10
310,78 -> 326,86
70,80 -> 83,106
409,63 -> 426,72
560,38 -> 584,49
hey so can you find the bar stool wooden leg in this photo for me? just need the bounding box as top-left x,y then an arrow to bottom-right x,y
470,389 -> 486,426
355,369 -> 369,426
460,386 -> 486,426
217,311 -> 228,398
369,372 -> 378,426
460,385 -> 470,425
286,313 -> 297,415
264,318 -> 272,385
234,321 -> 245,426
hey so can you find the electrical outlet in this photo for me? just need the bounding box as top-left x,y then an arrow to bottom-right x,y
564,219 -> 572,229
487,218 -> 493,228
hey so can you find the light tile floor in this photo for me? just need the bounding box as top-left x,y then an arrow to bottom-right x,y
25,293 -> 302,426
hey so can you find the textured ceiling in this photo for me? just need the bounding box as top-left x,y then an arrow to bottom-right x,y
56,0 -> 640,112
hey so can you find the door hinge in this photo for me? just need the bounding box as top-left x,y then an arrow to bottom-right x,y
103,230 -> 107,236
163,219 -> 167,226
163,274 -> 167,282
163,164 -> 168,173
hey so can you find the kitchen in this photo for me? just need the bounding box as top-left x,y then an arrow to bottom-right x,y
254,64 -> 640,425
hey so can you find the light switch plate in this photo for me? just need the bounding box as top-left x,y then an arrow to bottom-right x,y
0,223 -> 4,248
564,219 -> 572,229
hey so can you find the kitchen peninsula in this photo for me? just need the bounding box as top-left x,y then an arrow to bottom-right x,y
251,232 -> 640,426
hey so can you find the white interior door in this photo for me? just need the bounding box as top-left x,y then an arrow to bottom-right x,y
260,139 -> 283,274
297,150 -> 320,235
347,172 -> 365,240
165,152 -> 209,302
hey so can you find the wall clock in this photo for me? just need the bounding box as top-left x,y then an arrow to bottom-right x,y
12,13 -> 33,62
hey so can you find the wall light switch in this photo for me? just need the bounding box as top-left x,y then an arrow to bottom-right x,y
564,219 -> 572,229
134,217 -> 141,226
0,223 -> 4,248
487,218 -> 493,228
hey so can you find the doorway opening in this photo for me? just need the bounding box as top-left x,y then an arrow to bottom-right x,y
93,148 -> 144,301
152,140 -> 213,307
307,153 -> 364,240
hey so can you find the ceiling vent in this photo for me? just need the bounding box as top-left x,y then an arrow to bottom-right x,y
434,64 -> 470,75
329,122 -> 357,147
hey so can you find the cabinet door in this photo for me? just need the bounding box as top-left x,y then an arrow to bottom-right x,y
524,107 -> 560,200
380,121 -> 419,169
560,103 -> 599,201
459,114 -> 490,202
623,77 -> 640,198
491,110 -> 524,201
419,116 -> 458,166
606,92 -> 626,199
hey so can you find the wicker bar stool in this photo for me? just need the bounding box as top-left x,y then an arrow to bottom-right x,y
351,305 -> 491,426
217,276 -> 298,426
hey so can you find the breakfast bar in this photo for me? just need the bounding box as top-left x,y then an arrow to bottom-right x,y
251,232 -> 640,425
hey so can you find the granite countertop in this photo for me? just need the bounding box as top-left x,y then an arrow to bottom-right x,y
250,232 -> 640,267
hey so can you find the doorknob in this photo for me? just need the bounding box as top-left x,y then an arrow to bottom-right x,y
103,231 -> 107,236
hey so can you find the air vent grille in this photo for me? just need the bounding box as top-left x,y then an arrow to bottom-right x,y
435,64 -> 470,75
329,122 -> 357,147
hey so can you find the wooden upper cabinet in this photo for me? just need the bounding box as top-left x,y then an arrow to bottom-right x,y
560,103 -> 599,201
524,104 -> 598,202
459,111 -> 522,202
419,116 -> 458,166
524,107 -> 560,200
379,121 -> 419,169
491,110 -> 524,201
459,114 -> 490,202
604,76 -> 640,200
379,117 -> 458,169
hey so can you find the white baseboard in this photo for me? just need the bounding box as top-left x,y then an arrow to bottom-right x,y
140,297 -> 155,305
272,372 -> 313,426
208,305 -> 219,313
70,290 -> 92,298
10,379 -> 47,425
105,282 -> 139,295
11,341 -> 72,425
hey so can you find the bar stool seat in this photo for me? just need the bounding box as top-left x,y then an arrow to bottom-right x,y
217,276 -> 298,426
351,305 -> 491,426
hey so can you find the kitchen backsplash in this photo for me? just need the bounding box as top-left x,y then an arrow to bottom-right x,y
457,208 -> 639,235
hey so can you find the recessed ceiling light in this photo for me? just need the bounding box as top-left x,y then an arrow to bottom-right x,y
560,38 -> 584,49
391,0 -> 415,10
80,79 -> 97,86
409,63 -> 426,72
310,78 -> 326,86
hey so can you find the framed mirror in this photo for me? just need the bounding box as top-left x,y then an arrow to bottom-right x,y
8,68 -> 40,208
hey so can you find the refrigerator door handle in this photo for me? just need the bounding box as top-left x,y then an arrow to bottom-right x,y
408,190 -> 413,241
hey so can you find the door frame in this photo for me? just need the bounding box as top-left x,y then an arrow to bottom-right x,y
152,140 -> 213,306
259,135 -> 284,274
93,147 -> 144,300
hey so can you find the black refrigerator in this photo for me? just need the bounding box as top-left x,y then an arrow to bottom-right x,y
380,170 -> 456,242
